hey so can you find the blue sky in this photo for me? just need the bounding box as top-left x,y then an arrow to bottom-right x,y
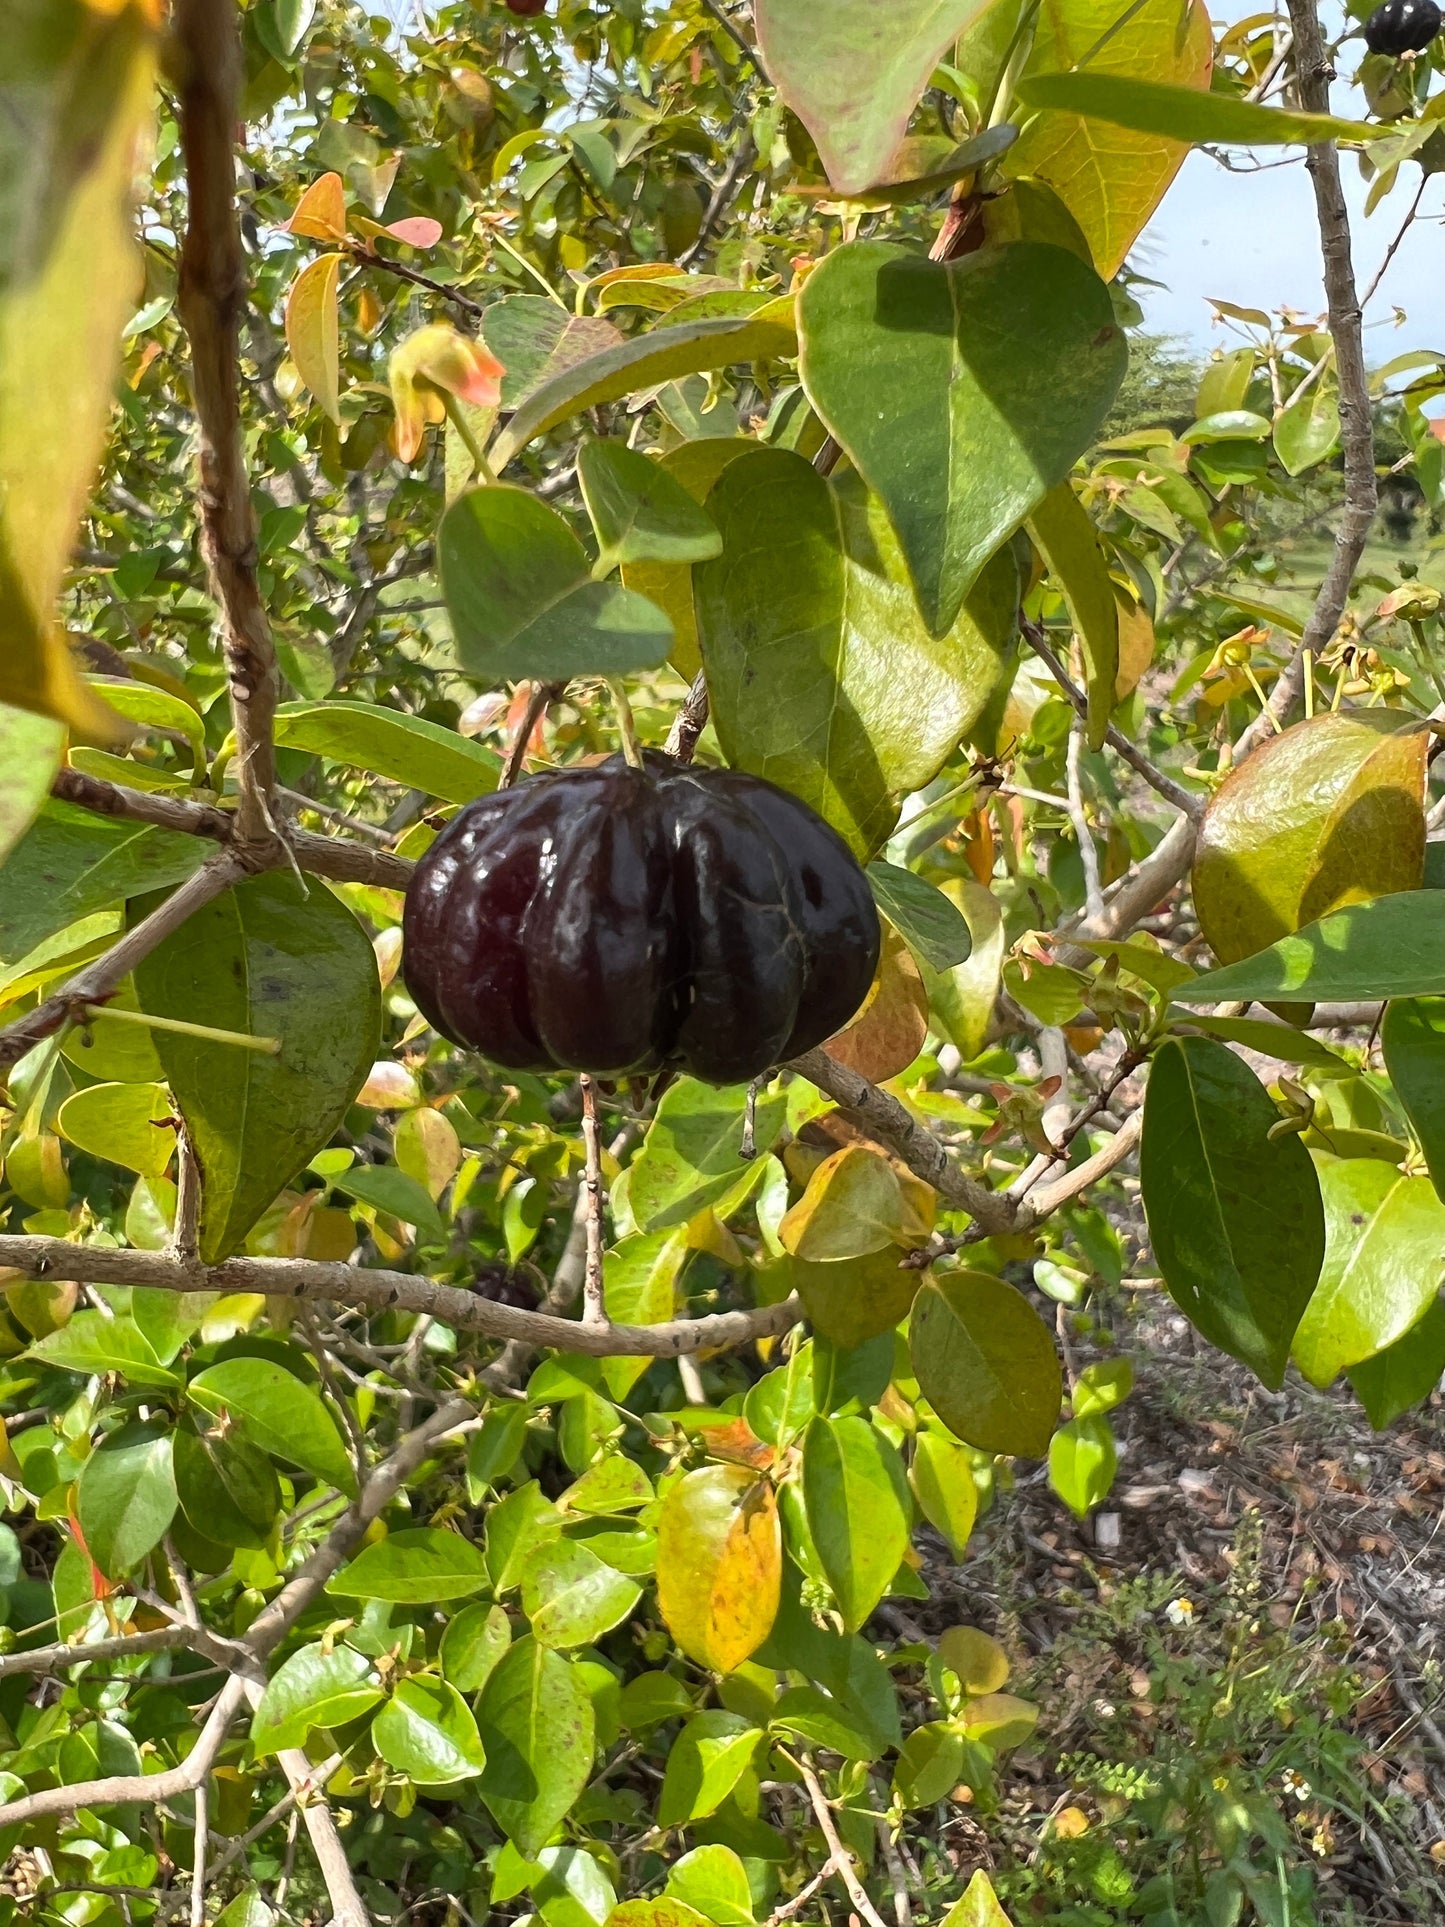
1134,13 -> 1444,360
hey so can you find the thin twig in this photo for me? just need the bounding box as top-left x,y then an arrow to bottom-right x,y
796,1756 -> 890,1927
173,1132 -> 201,1265
190,1778 -> 208,1927
1361,172 -> 1429,309
579,1075 -> 607,1325
1066,716 -> 1106,922
679,137 -> 757,269
501,681 -> 564,788
175,0 -> 281,861
697,0 -> 769,79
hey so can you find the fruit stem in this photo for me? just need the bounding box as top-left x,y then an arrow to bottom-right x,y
608,680 -> 646,771
79,1005 -> 282,1055
442,393 -> 498,486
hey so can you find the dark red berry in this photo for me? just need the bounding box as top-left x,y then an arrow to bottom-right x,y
1364,0 -> 1442,53
505,0 -> 548,15
402,753 -> 881,1085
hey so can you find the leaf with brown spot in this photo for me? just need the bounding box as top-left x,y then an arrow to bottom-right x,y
656,1464 -> 781,1673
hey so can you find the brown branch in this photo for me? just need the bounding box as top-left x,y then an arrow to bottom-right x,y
0,1674 -> 250,1829
175,0 -> 280,860
1250,0 -> 1378,739
0,1625 -> 193,1681
0,852 -> 248,1082
50,766 -> 413,888
0,1236 -> 802,1359
664,671 -> 710,764
500,682 -> 564,789
796,1756 -> 890,1927
579,1074 -> 607,1324
790,1048 -> 1014,1233
1011,1110 -> 1142,1230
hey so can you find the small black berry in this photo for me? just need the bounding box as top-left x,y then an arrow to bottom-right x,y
1364,0 -> 1442,55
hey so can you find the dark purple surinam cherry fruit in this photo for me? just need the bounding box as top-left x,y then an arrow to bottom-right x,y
504,0 -> 548,15
1364,0 -> 1442,53
402,752 -> 881,1086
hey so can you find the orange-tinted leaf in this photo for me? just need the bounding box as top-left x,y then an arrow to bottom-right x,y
792,1244 -> 925,1349
387,216 -> 444,248
656,1464 -> 781,1672
390,322 -> 505,462
824,926 -> 928,1083
286,172 -> 346,241
1114,586 -> 1155,700
285,252 -> 343,421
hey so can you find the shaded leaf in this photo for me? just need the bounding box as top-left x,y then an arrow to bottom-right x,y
578,440 -> 722,573
0,705 -> 65,869
477,1637 -> 597,1856
867,862 -> 973,971
481,295 -> 621,410
1140,1037 -> 1324,1387
0,803 -> 205,962
910,1272 -> 1062,1456
188,1357 -> 357,1497
75,1423 -> 176,1578
135,871 -> 381,1263
657,1710 -> 763,1827
1027,484 -> 1119,749
1348,1297 -> 1445,1429
798,241 -> 1124,637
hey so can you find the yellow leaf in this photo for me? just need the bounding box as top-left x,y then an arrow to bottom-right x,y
938,1624 -> 1010,1695
285,253 -> 343,421
1001,0 -> 1212,278
941,1870 -> 1016,1927
0,5 -> 156,741
1114,585 -> 1155,701
1054,1806 -> 1091,1839
286,172 -> 347,242
779,1144 -> 904,1262
656,1464 -> 781,1673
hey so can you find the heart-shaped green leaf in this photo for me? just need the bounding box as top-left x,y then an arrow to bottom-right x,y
694,446 -> 1015,854
798,240 -> 1125,636
755,0 -> 992,196
578,440 -> 722,573
439,484 -> 673,684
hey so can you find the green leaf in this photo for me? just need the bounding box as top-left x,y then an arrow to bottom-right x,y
533,1846 -> 618,1927
1179,1015 -> 1353,1076
695,448 -> 1015,854
608,1906 -> 711,1927
56,1081 -> 174,1179
561,1454 -> 654,1516
1273,380 -> 1340,477
1382,998 -> 1445,1197
1139,1037 -> 1325,1387
938,1625 -> 1009,1694
770,1682 -> 887,1763
801,1415 -> 910,1632
59,977 -> 165,1082
892,1720 -> 966,1809
74,1423 -> 176,1578
656,1465 -> 782,1673
331,1164 -> 446,1241
1291,1162 -> 1445,1386
578,440 -> 723,573
0,5 -> 154,742
478,1636 -> 597,1856
1347,1297 -> 1445,1429
0,803 -> 205,962
522,1539 -> 642,1648
798,241 -> 1124,637
1178,893 -> 1445,1006
89,677 -> 206,777
0,704 -> 65,869
909,1431 -> 978,1559
214,1892 -> 274,1927
135,871 -> 381,1263
629,1078 -> 787,1232
373,1675 -> 487,1786
441,1600 -> 512,1693
1048,1415 -> 1118,1520
779,1147 -> 904,1262
867,862 -> 972,971
439,484 -> 673,684
488,307 -> 797,470
28,1312 -> 180,1391
481,294 -> 621,410
619,441 -> 755,682
188,1357 -> 357,1498
272,701 -> 500,804
909,1272 -> 1062,1456
791,1245 -> 924,1352
1016,72 -> 1374,148
1026,484 -> 1119,749
174,1420 -> 280,1550
657,1710 -> 763,1827
1191,713 -> 1426,969
920,880 -> 1006,1063
755,0 -> 990,195
941,1870 -> 1013,1927
1071,1358 -> 1133,1419
250,1641 -> 383,1754
665,1845 -> 756,1926
326,1527 -> 490,1603
993,0 -> 1212,279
